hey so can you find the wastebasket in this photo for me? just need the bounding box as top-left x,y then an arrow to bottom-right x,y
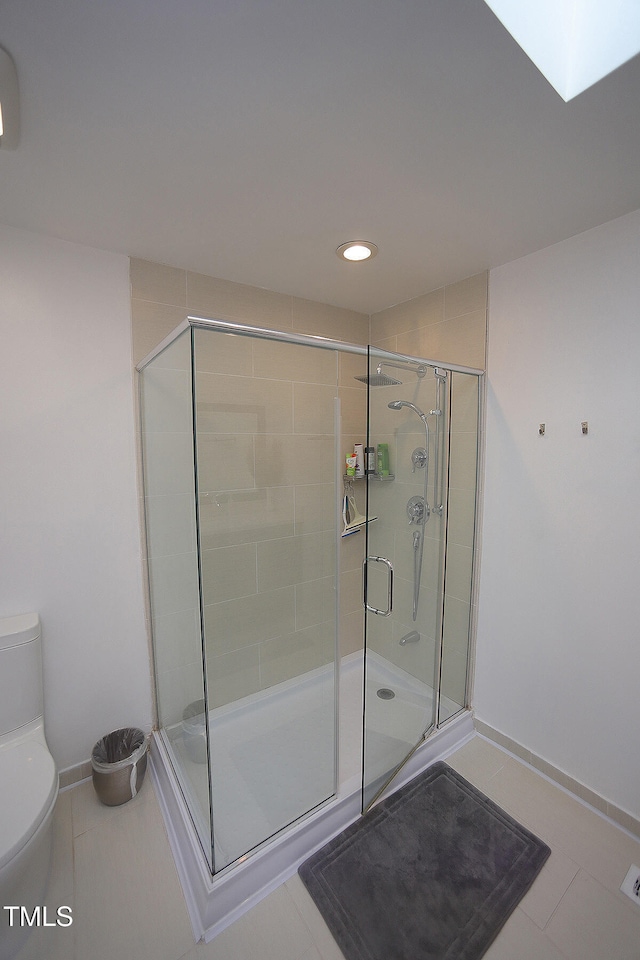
91,727 -> 148,806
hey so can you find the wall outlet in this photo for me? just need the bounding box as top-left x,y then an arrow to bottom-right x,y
620,864 -> 640,905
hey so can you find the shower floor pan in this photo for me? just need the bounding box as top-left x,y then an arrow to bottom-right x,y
149,652 -> 474,944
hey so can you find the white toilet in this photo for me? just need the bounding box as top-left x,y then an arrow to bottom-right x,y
0,613 -> 59,960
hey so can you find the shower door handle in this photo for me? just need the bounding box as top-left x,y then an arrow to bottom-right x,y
363,556 -> 394,617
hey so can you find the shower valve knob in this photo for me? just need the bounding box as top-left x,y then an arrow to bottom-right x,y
406,495 -> 428,524
411,448 -> 427,472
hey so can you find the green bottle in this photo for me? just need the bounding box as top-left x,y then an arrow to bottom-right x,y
377,443 -> 389,476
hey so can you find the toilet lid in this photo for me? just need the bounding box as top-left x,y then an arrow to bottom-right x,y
0,740 -> 58,871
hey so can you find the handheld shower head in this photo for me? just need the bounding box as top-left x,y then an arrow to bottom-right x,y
388,399 -> 428,424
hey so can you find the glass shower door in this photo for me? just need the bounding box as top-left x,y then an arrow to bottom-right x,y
193,327 -> 339,870
362,348 -> 448,810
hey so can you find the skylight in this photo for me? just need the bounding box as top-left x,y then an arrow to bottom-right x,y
483,0 -> 640,101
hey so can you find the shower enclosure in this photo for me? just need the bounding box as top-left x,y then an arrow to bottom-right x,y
137,316 -> 481,931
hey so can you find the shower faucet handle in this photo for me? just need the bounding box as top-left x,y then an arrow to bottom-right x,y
411,448 -> 427,472
406,495 -> 428,524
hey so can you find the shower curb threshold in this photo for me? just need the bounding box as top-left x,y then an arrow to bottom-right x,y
149,707 -> 475,944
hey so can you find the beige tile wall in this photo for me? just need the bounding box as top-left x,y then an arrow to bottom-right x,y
370,272 -> 487,370
132,259 -> 368,714
195,327 -> 338,707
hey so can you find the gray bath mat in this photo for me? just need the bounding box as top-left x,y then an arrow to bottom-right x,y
299,761 -> 550,960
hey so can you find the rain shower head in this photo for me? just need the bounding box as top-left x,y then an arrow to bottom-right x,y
354,358 -> 429,387
354,372 -> 402,386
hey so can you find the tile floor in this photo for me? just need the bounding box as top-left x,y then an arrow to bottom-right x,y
12,734 -> 640,960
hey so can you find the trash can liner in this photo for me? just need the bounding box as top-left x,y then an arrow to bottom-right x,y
92,727 -> 146,767
91,727 -> 148,804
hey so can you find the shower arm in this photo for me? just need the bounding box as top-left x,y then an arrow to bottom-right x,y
377,359 -> 427,379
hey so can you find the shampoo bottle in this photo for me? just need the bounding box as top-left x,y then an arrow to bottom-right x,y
377,443 -> 389,476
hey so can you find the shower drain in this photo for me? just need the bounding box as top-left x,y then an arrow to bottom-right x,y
377,687 -> 395,700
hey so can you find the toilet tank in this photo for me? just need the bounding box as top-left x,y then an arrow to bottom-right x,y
0,614 -> 43,738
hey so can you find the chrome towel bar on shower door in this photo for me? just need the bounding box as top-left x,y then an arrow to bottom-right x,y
363,556 -> 394,617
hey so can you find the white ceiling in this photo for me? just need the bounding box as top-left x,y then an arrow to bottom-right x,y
1,0 -> 639,313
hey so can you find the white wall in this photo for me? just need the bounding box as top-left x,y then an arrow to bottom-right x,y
475,209 -> 640,820
0,224 -> 152,771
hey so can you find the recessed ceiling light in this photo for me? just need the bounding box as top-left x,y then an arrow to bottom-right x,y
336,241 -> 378,262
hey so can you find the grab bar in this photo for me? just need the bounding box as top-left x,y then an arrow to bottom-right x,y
363,556 -> 394,617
